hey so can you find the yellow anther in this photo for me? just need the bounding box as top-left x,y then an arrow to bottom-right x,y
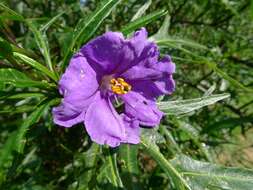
110,78 -> 132,95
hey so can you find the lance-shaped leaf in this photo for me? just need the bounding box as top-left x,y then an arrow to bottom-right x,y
62,0 -> 121,69
0,3 -> 24,21
0,37 -> 13,59
26,21 -> 54,72
122,9 -> 167,35
158,93 -> 230,115
13,52 -> 58,82
171,154 -> 253,190
74,143 -> 100,189
151,16 -> 207,51
40,11 -> 65,32
141,136 -> 192,190
130,0 -> 152,21
97,148 -> 123,188
0,132 -> 17,185
0,68 -> 52,89
15,99 -> 57,153
119,144 -> 141,190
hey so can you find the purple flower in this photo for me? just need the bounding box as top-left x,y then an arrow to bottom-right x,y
52,28 -> 175,147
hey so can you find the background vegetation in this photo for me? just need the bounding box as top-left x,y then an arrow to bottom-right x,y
0,0 -> 253,189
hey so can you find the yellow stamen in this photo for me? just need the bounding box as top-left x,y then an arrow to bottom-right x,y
110,77 -> 132,95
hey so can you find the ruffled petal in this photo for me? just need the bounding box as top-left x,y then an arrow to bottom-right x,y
150,56 -> 175,74
52,101 -> 85,128
121,114 -> 140,144
122,56 -> 175,80
53,54 -> 100,127
121,91 -> 163,126
115,28 -> 159,74
128,28 -> 159,67
121,65 -> 161,80
132,74 -> 175,100
122,56 -> 176,100
84,95 -> 126,147
53,90 -> 100,127
131,80 -> 164,100
153,75 -> 175,95
81,31 -> 135,75
128,27 -> 148,57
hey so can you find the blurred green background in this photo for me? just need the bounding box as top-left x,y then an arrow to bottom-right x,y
0,0 -> 253,189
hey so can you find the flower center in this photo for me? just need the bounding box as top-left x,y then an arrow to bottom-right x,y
110,78 -> 132,95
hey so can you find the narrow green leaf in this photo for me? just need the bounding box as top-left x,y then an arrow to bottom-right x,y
120,145 -> 139,175
0,92 -> 44,100
0,3 -> 24,21
131,0 -> 152,21
26,21 -> 54,72
160,42 -> 251,92
141,137 -> 191,190
122,9 -> 168,35
13,52 -> 58,82
141,128 -> 165,144
0,132 -> 17,185
150,15 -> 170,40
75,143 -> 100,189
160,125 -> 182,153
0,105 -> 36,115
205,61 -> 253,92
0,68 -> 52,89
0,38 -> 13,59
171,154 -> 253,190
107,150 -> 123,188
15,99 -> 53,153
173,120 -> 213,162
40,12 -> 65,32
62,0 -> 121,70
158,93 -> 230,115
156,38 -> 208,50
98,148 -> 123,188
119,145 -> 141,190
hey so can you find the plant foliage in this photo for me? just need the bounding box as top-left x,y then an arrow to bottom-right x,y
0,0 -> 252,189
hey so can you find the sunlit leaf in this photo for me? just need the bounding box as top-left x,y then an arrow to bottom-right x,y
40,12 -> 65,32
131,0 -> 152,21
0,92 -> 44,100
158,93 -> 230,115
141,137 -> 191,190
150,15 -> 170,40
171,154 -> 253,190
141,128 -> 165,144
122,9 -> 167,35
156,38 -> 208,50
0,68 -> 52,89
13,52 -> 58,82
26,21 -> 54,72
